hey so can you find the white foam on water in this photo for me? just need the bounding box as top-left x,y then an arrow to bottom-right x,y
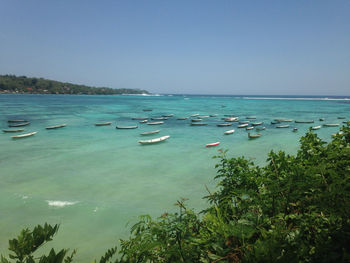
47,200 -> 78,207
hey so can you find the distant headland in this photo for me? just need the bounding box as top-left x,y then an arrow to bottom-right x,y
0,75 -> 149,95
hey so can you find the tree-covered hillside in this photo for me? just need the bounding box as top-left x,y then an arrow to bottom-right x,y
0,75 -> 149,95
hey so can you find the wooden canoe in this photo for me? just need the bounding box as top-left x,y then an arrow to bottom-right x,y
248,133 -> 261,139
12,131 -> 37,139
140,130 -> 160,136
323,123 -> 339,127
138,135 -> 170,144
217,123 -> 232,127
46,124 -> 67,129
276,125 -> 290,128
238,123 -> 249,128
147,122 -> 164,125
191,123 -> 208,126
116,125 -> 138,129
8,122 -> 30,127
3,129 -> 25,133
8,120 -> 28,123
311,125 -> 321,130
95,122 -> 112,126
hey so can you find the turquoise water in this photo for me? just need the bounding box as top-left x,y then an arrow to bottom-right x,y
0,94 -> 349,260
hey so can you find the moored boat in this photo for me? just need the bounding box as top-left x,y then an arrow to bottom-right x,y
151,117 -> 168,120
276,125 -> 290,128
252,122 -> 263,126
246,116 -> 256,119
256,127 -> 266,131
224,129 -> 235,135
8,122 -> 30,127
147,121 -> 164,125
12,131 -> 37,139
217,123 -> 232,127
138,135 -> 170,144
206,142 -> 220,147
191,114 -> 200,117
177,117 -> 188,120
293,128 -> 298,132
311,125 -> 321,130
209,114 -> 217,117
337,117 -> 346,119
295,120 -> 314,123
246,126 -> 254,130
3,128 -> 25,133
224,117 -> 239,122
248,132 -> 261,139
116,125 -> 138,129
238,123 -> 249,128
191,122 -> 208,126
46,124 -> 67,129
319,118 -> 325,121
8,120 -> 28,123
140,130 -> 160,136
162,114 -> 174,117
323,123 -> 339,127
132,117 -> 148,120
191,118 -> 203,122
332,132 -> 344,137
95,122 -> 112,126
139,120 -> 148,123
239,121 -> 250,124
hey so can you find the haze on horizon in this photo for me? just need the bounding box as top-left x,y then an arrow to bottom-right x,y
0,1 -> 349,96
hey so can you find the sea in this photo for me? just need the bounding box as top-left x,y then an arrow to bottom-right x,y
0,94 -> 349,261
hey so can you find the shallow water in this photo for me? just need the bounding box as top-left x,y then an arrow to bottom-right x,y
0,94 -> 349,260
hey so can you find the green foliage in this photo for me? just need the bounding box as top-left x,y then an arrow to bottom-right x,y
2,124 -> 350,262
0,224 -> 75,263
0,75 -> 148,95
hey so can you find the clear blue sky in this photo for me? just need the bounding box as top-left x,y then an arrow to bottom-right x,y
0,1 -> 349,95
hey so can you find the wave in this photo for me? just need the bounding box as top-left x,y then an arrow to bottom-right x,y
47,200 -> 78,207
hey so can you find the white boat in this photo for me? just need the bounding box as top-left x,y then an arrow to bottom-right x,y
3,129 -> 25,133
198,115 -> 210,118
116,125 -> 138,129
12,131 -> 37,139
295,120 -> 314,123
239,121 -> 250,124
224,129 -> 235,135
276,125 -> 290,128
139,120 -> 148,123
311,125 -> 321,130
95,122 -> 112,126
138,135 -> 170,144
151,117 -> 168,120
191,118 -> 203,122
140,130 -> 160,136
224,117 -> 239,122
246,126 -> 254,130
332,132 -> 344,137
323,123 -> 339,127
46,124 -> 67,129
252,122 -> 263,126
238,123 -> 249,128
191,114 -> 200,117
147,121 -> 164,125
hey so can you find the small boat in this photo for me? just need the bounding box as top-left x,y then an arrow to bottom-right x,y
143,109 -> 153,111
198,115 -> 210,118
12,131 -> 37,139
248,133 -> 261,139
337,117 -> 346,119
209,114 -> 217,117
8,122 -> 30,127
311,125 -> 321,130
239,121 -> 250,124
191,122 -> 208,126
116,125 -> 138,129
224,114 -> 236,117
256,127 -> 266,131
246,116 -> 256,119
177,117 -> 188,120
191,114 -> 200,117
319,118 -> 325,121
274,119 -> 293,122
147,121 -> 164,125
8,120 -> 28,123
139,120 -> 148,123
162,114 -> 174,117
343,121 -> 349,124
46,124 -> 66,129
95,122 -> 112,126
323,123 -> 339,127
238,123 -> 249,128
271,121 -> 280,124
132,117 -> 148,120
224,129 -> 235,135
246,126 -> 254,130
293,128 -> 298,132
276,125 -> 290,128
252,122 -> 263,126
3,129 -> 25,133
295,120 -> 314,123
206,142 -> 220,147
140,130 -> 160,136
138,135 -> 170,144
217,123 -> 232,127
191,118 -> 203,122
151,117 -> 168,120
224,117 -> 239,122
